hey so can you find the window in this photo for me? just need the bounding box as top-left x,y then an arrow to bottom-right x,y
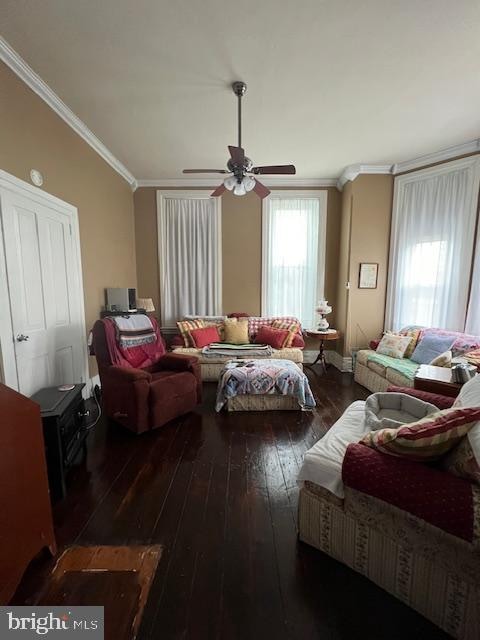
386,157 -> 480,332
262,192 -> 327,328
157,191 -> 222,326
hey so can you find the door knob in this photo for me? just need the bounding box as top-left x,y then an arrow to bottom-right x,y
16,334 -> 29,342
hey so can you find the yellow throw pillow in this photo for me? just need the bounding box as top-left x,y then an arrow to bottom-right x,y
224,319 -> 249,345
400,329 -> 421,358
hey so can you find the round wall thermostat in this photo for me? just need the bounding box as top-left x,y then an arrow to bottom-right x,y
30,169 -> 44,187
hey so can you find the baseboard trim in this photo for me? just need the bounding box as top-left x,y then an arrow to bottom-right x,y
303,350 -> 352,372
328,351 -> 353,373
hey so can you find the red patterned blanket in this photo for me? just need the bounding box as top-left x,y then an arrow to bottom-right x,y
342,443 -> 478,543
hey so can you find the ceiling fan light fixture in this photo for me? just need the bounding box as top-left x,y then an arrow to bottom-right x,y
233,180 -> 247,196
243,176 -> 255,192
223,175 -> 237,191
183,81 -> 295,199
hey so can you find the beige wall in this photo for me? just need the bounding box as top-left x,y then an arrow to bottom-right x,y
337,174 -> 393,356
134,186 -> 342,324
0,61 -> 137,376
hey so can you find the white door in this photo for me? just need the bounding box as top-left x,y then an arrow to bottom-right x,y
0,184 -> 86,397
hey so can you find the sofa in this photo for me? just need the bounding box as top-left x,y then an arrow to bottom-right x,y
355,326 -> 480,393
297,377 -> 480,640
171,315 -> 304,381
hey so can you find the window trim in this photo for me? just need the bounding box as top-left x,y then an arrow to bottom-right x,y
156,190 -> 222,327
261,190 -> 328,325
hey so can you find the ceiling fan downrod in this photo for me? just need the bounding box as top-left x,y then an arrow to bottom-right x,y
232,81 -> 247,150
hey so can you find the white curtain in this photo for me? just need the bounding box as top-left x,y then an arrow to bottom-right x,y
466,221 -> 480,334
262,195 -> 326,328
158,195 -> 221,326
386,159 -> 480,332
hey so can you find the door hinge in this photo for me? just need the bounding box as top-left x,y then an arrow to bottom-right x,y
69,224 -> 72,236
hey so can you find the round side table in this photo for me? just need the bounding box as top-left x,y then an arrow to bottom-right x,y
304,329 -> 340,374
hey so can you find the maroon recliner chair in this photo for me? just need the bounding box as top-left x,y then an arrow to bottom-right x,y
92,317 -> 201,434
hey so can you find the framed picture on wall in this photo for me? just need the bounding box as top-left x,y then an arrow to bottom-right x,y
358,262 -> 378,289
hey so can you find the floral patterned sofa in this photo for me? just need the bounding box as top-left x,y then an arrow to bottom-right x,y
298,376 -> 480,640
171,315 -> 305,381
354,327 -> 480,393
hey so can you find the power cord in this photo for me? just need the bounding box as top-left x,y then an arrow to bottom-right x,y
83,384 -> 102,431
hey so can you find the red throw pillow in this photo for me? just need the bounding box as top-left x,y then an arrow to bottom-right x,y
190,325 -> 220,348
291,332 -> 305,349
254,325 -> 289,350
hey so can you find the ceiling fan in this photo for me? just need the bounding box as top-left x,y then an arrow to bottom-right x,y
182,81 -> 296,199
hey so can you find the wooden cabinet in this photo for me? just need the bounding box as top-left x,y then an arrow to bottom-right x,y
0,383 -> 56,603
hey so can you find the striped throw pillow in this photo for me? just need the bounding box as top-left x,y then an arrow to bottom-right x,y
361,407 -> 480,461
176,319 -> 205,347
271,319 -> 301,348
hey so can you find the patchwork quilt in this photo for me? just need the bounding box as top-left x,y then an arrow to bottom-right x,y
215,359 -> 316,411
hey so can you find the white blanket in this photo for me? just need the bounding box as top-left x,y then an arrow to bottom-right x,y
297,400 -> 368,498
113,315 -> 153,332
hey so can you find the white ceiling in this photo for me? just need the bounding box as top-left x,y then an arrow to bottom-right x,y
1,0 -> 480,180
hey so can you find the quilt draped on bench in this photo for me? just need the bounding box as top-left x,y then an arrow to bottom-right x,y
215,359 -> 315,411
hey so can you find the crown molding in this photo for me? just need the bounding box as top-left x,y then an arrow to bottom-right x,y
0,36 -> 137,190
392,139 -> 480,174
136,177 -> 337,189
336,164 -> 393,190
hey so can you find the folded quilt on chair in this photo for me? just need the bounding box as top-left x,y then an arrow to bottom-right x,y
215,359 -> 315,411
113,315 -> 156,348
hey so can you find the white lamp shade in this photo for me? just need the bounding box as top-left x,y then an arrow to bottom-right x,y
233,180 -> 247,196
136,297 -> 155,312
243,176 -> 255,192
224,176 -> 237,191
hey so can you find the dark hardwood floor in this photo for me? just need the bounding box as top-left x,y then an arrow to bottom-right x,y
15,368 -> 450,639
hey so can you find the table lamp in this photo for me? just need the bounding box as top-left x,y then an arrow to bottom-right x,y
136,298 -> 155,314
316,300 -> 332,331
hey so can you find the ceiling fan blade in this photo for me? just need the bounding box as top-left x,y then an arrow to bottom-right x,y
252,165 -> 296,175
228,145 -> 245,166
183,169 -> 229,174
253,179 -> 271,199
211,184 -> 226,197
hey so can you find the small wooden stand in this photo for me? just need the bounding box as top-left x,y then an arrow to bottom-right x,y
304,329 -> 340,374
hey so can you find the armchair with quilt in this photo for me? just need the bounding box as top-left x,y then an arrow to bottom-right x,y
91,317 -> 201,434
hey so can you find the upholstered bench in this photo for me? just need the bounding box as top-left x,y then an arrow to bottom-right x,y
215,359 -> 315,412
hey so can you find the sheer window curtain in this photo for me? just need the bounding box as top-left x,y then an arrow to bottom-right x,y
466,220 -> 480,334
262,193 -> 327,328
385,158 -> 480,332
157,192 -> 222,326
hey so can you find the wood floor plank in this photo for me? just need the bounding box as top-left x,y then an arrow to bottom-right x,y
14,369 -> 450,640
